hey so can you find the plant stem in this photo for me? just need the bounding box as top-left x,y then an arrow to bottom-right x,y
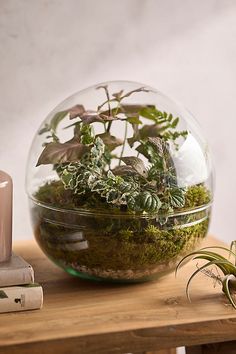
119,121 -> 128,166
107,121 -> 112,133
98,87 -> 149,111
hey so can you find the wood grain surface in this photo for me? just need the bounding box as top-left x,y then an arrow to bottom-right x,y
0,236 -> 236,354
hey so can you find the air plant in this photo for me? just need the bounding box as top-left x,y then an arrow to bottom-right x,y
176,241 -> 236,309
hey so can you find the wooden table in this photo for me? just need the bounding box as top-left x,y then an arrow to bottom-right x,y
0,236 -> 236,354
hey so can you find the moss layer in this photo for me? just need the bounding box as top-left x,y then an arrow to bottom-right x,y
32,182 -> 211,280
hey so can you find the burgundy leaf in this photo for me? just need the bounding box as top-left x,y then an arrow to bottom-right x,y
68,105 -> 85,119
99,114 -> 117,121
121,156 -> 148,177
112,90 -> 124,100
80,111 -> 104,124
112,165 -> 137,176
97,132 -> 123,151
36,138 -> 90,166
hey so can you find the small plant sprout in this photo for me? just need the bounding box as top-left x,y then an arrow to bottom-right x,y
176,241 -> 236,309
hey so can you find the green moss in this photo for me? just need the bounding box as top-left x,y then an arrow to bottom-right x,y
184,184 -> 211,209
32,182 -> 211,281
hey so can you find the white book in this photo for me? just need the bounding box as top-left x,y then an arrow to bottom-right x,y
0,253 -> 34,287
0,284 -> 43,313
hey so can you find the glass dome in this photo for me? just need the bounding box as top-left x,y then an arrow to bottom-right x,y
26,81 -> 214,283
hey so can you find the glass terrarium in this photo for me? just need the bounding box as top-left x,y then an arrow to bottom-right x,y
26,81 -> 213,283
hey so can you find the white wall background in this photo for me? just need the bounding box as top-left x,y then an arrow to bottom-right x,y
0,0 -> 236,243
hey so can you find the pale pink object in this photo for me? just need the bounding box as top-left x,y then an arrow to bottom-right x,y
0,171 -> 12,262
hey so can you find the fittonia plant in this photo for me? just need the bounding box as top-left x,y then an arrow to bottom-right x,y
176,241 -> 236,309
36,86 -> 188,215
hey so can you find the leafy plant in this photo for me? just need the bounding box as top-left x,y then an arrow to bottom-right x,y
176,241 -> 236,309
36,85 -> 189,216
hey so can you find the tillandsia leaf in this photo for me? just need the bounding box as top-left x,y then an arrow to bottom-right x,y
185,260 -> 230,302
222,275 -> 236,309
36,138 -> 90,166
230,241 -> 236,265
175,250 -> 233,277
193,247 -> 236,268
192,256 -> 236,275
200,246 -> 236,264
97,132 -> 123,151
121,156 -> 148,178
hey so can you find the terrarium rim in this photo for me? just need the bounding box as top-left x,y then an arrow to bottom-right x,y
28,195 -> 213,220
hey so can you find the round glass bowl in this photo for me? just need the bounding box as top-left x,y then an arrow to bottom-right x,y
26,81 -> 213,283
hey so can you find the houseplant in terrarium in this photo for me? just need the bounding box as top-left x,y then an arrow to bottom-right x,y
26,81 -> 213,282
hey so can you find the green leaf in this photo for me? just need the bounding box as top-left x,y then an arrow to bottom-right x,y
106,189 -> 119,203
168,113 -> 173,122
169,188 -> 185,208
127,116 -> 142,125
80,124 -> 94,145
139,106 -> 160,121
171,117 -> 179,128
139,191 -> 162,212
39,111 -> 68,135
91,180 -> 107,192
50,111 -> 68,132
36,139 -> 90,166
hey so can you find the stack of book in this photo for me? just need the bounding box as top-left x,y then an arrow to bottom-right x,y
0,253 -> 43,313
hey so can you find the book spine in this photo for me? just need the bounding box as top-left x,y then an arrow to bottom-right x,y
0,285 -> 43,313
0,266 -> 34,287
